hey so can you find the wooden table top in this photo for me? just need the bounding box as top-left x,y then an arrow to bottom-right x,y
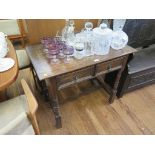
0,40 -> 19,91
26,44 -> 137,80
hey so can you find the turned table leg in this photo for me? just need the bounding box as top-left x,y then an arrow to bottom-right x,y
31,65 -> 38,90
109,56 -> 128,103
48,77 -> 62,128
109,68 -> 123,103
31,65 -> 49,101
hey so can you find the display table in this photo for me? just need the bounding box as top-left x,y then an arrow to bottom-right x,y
26,44 -> 136,128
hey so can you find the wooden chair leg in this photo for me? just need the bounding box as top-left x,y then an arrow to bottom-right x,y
21,38 -> 25,48
0,90 -> 7,102
27,114 -> 40,135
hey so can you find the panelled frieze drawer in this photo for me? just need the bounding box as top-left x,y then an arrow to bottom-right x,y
57,66 -> 95,89
56,57 -> 124,89
95,57 -> 124,76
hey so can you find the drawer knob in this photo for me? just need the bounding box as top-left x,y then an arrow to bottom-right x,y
75,75 -> 78,80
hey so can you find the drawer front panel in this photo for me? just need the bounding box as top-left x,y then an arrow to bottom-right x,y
96,57 -> 124,76
57,66 -> 95,89
57,72 -> 76,86
76,66 -> 94,81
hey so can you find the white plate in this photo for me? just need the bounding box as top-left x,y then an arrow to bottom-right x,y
0,58 -> 15,72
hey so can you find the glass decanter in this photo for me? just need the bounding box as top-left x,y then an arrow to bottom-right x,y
61,19 -> 69,41
61,19 -> 75,46
83,22 -> 94,56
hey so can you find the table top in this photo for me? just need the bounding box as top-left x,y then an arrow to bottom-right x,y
0,40 -> 19,91
26,44 -> 137,80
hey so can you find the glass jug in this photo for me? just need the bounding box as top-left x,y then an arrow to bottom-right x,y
93,23 -> 112,55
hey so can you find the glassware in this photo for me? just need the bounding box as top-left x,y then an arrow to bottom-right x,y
113,19 -> 126,31
47,47 -> 60,64
61,19 -> 69,41
100,19 -> 110,28
93,23 -> 112,55
57,41 -> 66,59
41,36 -> 60,53
83,22 -> 94,56
41,37 -> 60,63
61,19 -> 75,46
43,41 -> 54,54
111,30 -> 128,50
41,37 -> 51,53
63,45 -> 74,63
85,22 -> 93,31
74,33 -> 85,59
41,36 -> 52,44
50,37 -> 66,58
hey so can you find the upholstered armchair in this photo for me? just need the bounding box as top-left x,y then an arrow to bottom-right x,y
0,19 -> 26,47
0,20 -> 30,69
0,79 -> 40,135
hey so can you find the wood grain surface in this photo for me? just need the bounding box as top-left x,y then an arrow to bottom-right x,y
25,19 -> 98,44
6,68 -> 155,134
26,44 -> 136,80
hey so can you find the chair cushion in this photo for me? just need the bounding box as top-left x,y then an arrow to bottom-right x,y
0,95 -> 35,135
16,49 -> 30,69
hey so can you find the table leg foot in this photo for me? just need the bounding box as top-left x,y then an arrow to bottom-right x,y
55,116 -> 62,128
52,103 -> 62,128
48,78 -> 62,129
109,90 -> 117,103
109,56 -> 128,103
